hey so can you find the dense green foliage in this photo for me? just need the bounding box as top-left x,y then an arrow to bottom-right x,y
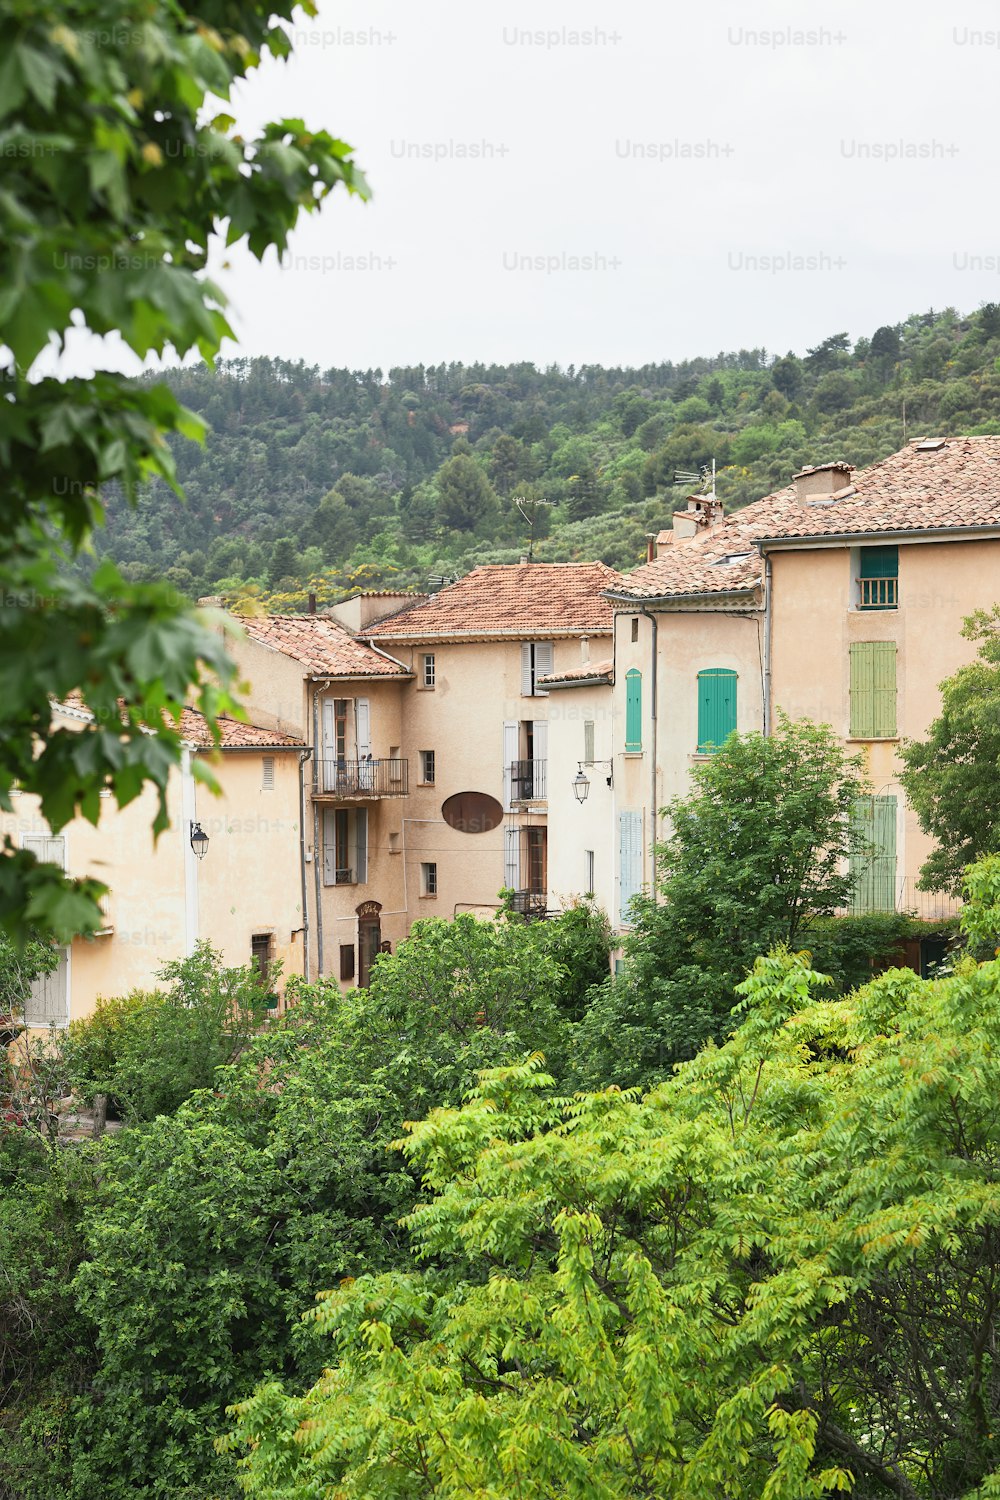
900,607 -> 1000,893
64,941 -> 272,1121
0,905 -> 610,1499
95,305 -> 1000,605
0,0 -> 364,940
225,888 -> 1000,1499
576,716 -> 868,1088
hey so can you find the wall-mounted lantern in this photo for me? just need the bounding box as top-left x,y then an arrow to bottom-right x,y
190,821 -> 210,860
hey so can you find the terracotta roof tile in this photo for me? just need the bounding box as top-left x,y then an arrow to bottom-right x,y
236,615 -> 409,677
365,563 -> 622,639
178,710 -> 305,750
610,436 -> 1000,601
539,658 -> 614,687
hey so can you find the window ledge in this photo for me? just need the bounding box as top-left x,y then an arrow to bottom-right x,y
622,750 -> 644,759
845,737 -> 900,744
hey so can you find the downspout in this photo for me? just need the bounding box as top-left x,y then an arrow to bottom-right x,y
639,607 -> 659,906
762,551 -> 773,737
311,684 -> 325,979
297,747 -> 313,978
180,746 -> 199,956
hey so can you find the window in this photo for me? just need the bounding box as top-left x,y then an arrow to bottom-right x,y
22,833 -> 67,869
389,746 -> 402,783
339,944 -> 356,982
858,545 -> 898,610
625,668 -> 642,752
322,808 -> 367,885
525,828 -> 547,896
697,668 -> 737,754
850,642 -> 897,738
421,861 -> 438,897
521,641 -> 554,697
850,796 -> 897,913
585,849 -> 595,897
583,720 -> 595,764
261,756 -> 275,791
25,948 -> 69,1028
421,653 -> 436,688
419,749 -> 436,784
618,811 -> 643,923
251,932 -> 273,987
630,617 -> 639,642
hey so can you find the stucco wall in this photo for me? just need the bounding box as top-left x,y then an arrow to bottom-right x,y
545,680 -> 615,920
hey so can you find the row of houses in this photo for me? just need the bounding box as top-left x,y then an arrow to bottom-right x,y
12,435 -> 1000,1026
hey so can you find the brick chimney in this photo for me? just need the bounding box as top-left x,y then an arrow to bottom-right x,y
792,462 -> 855,503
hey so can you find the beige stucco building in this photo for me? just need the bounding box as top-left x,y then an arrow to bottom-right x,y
595,436 -> 1000,936
9,701 -> 306,1027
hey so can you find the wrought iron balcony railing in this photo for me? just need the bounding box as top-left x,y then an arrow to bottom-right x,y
509,758 -> 547,802
313,758 -> 409,798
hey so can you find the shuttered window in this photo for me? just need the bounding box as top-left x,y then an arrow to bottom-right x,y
697,669 -> 737,754
850,795 -> 897,913
583,720 -> 595,764
520,642 -> 554,697
618,810 -> 643,923
850,642 -> 897,738
261,756 -> 275,790
504,827 -> 520,892
25,949 -> 69,1028
625,669 -> 642,752
858,545 -> 899,610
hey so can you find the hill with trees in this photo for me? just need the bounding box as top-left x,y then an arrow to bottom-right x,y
99,304 -> 1000,607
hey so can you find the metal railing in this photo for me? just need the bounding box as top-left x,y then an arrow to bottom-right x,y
508,889 -> 551,920
314,758 -> 408,797
858,576 -> 898,609
510,759 -> 547,801
895,879 -> 961,922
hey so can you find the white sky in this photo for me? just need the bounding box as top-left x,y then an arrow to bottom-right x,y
60,0 -> 1000,374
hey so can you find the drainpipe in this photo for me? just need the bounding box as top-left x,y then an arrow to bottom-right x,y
297,747 -> 313,978
762,551 -> 773,736
180,747 -> 199,955
639,607 -> 659,905
311,685 -> 325,978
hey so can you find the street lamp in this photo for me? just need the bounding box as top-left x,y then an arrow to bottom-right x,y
189,821 -> 209,860
572,761 -> 613,804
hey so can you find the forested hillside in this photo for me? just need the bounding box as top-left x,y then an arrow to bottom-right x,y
100,304 -> 1000,606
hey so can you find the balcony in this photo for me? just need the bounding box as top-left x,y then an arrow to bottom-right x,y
510,758 -> 547,803
313,758 -> 409,799
858,576 -> 898,610
508,889 -> 551,921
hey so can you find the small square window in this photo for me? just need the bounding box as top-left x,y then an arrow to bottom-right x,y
419,750 -> 436,784
421,861 -> 438,897
421,653 -> 436,688
585,849 -> 595,897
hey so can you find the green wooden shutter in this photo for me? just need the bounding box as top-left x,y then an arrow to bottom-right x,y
850,642 -> 896,737
850,795 -> 897,913
697,669 -> 738,753
625,669 -> 642,752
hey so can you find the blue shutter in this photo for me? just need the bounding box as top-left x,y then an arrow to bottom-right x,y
625,669 -> 642,752
618,811 -> 643,923
697,669 -> 738,754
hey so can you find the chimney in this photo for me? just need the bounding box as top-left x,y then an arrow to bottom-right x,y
792,462 -> 855,504
670,493 -> 724,547
307,591 -> 317,615
645,533 -> 656,563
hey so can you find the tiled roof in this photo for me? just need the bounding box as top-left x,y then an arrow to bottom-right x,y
609,437 -> 1000,602
539,658 -> 614,687
178,710 -> 304,750
236,614 -> 410,677
365,563 -> 622,639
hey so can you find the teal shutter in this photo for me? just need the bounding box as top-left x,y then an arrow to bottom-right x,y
859,545 -> 898,610
697,669 -> 738,753
625,669 -> 642,752
619,811 -> 643,922
850,643 -> 896,737
850,795 -> 897,913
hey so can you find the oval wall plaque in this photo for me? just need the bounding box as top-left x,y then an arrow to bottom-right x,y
441,791 -> 504,834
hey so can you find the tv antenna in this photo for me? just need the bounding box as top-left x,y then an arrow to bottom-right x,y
513,495 -> 554,561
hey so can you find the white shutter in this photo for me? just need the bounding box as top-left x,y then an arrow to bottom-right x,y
504,827 -> 520,892
354,809 -> 368,884
503,721 -> 519,810
355,698 -> 372,759
23,834 -> 67,869
322,809 -> 337,886
520,643 -> 533,698
25,949 -> 69,1028
321,700 -> 337,791
618,811 -> 643,924
261,756 -> 275,790
584,721 -> 595,764
533,642 -> 553,695
532,720 -> 547,800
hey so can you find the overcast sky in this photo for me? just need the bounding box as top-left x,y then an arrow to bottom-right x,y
68,0 -> 1000,375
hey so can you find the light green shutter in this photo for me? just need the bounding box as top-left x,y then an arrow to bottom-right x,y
850,642 -> 896,737
850,795 -> 897,913
697,669 -> 738,753
625,669 -> 642,752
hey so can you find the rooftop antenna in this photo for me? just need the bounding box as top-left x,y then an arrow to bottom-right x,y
513,495 -> 554,561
